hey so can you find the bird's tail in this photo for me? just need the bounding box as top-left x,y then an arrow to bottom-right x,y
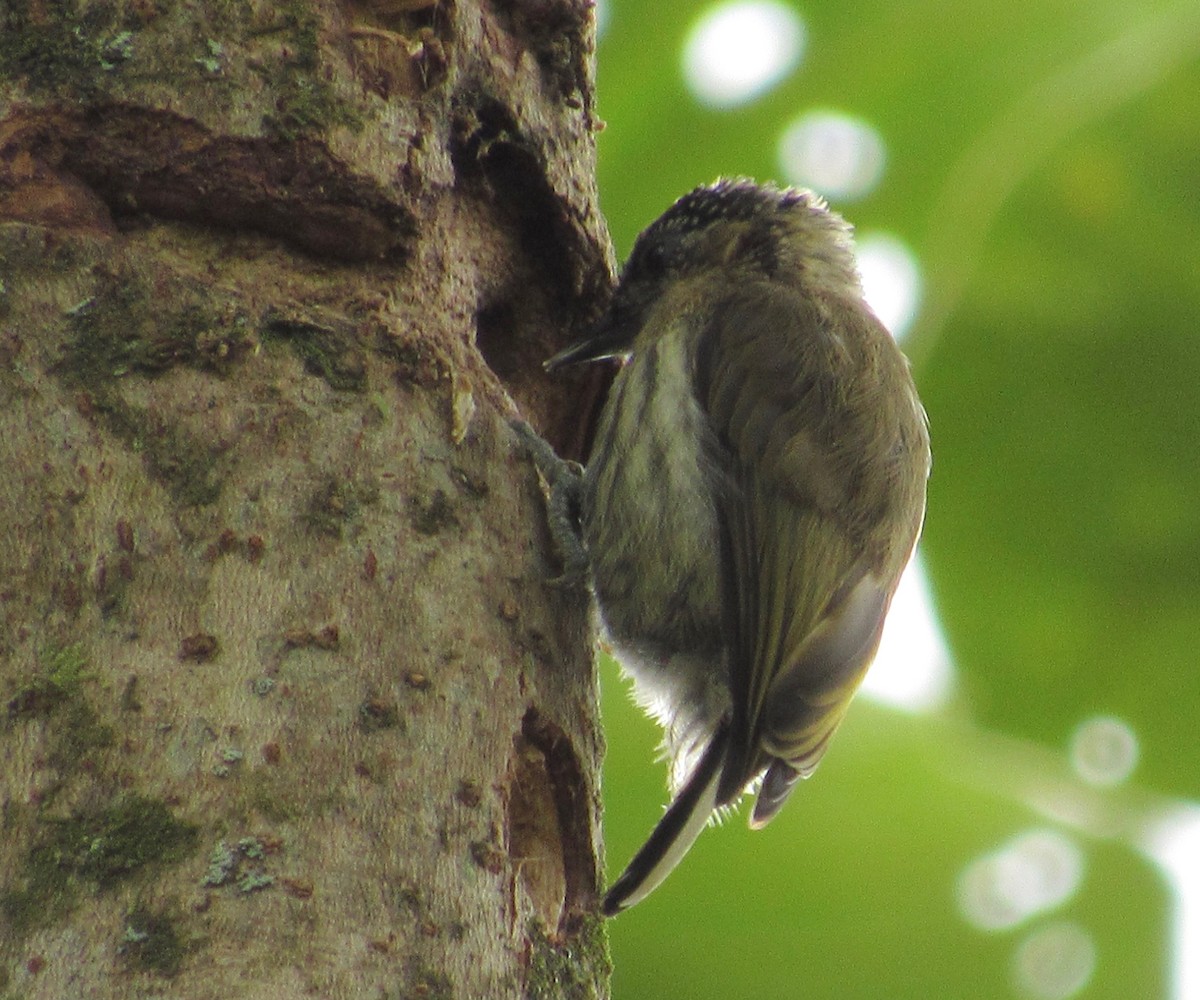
602,726 -> 729,916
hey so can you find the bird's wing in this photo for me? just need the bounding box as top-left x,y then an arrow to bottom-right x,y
695,285 -> 903,816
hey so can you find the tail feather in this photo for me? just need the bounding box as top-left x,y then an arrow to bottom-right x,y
602,727 -> 729,916
749,758 -> 802,829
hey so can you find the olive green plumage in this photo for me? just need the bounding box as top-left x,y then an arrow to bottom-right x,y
546,179 -> 930,913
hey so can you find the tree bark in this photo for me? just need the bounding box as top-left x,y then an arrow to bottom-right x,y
0,1 -> 613,996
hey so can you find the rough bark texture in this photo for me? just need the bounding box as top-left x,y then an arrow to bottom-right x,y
0,1 -> 614,997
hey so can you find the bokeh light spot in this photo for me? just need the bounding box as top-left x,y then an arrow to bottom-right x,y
1012,922 -> 1097,1000
778,111 -> 886,200
856,232 -> 921,340
958,829 -> 1085,931
1069,715 -> 1138,787
1143,805 -> 1200,1000
682,1 -> 805,108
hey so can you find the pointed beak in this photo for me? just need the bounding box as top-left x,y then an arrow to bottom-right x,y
544,304 -> 636,372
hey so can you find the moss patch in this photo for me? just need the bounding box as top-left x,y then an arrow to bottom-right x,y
54,795 -> 197,886
110,394 -> 223,504
0,6 -> 134,96
40,643 -> 91,686
6,645 -> 115,775
261,312 -> 367,392
63,288 -> 255,381
57,274 -> 257,507
259,5 -> 364,140
6,643 -> 90,715
1,795 -> 199,937
525,917 -> 611,1000
119,905 -> 186,977
49,698 -> 117,773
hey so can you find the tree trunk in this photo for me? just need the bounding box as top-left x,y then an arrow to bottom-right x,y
0,1 -> 613,996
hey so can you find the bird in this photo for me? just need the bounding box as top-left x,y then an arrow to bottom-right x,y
536,178 -> 930,914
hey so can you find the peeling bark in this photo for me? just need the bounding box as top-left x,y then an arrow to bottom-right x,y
0,1 -> 614,996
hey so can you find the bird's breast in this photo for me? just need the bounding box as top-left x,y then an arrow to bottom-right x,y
582,332 -> 725,662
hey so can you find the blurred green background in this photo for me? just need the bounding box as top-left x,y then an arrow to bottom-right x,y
590,1 -> 1200,998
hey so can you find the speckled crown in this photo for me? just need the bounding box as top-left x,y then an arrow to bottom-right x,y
651,179 -> 820,234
